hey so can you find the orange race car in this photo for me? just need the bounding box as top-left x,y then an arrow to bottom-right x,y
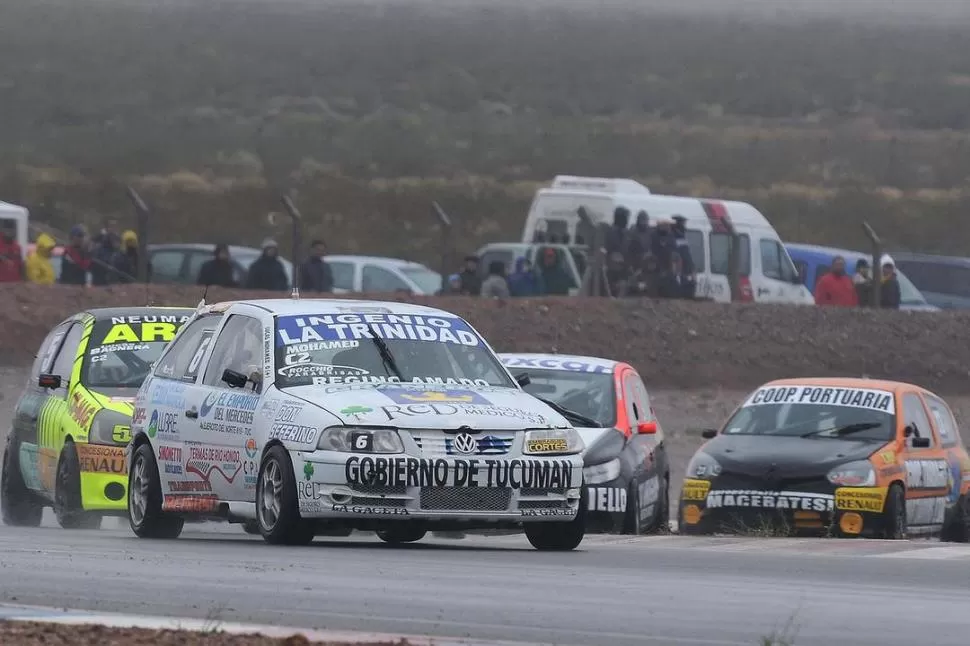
678,378 -> 970,540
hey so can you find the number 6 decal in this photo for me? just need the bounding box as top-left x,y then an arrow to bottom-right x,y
352,432 -> 373,451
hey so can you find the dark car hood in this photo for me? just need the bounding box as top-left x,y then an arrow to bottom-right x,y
704,434 -> 880,477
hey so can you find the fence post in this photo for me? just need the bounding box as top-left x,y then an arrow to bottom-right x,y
862,221 -> 883,307
281,194 -> 304,291
126,186 -> 150,282
432,201 -> 453,294
726,225 -> 741,302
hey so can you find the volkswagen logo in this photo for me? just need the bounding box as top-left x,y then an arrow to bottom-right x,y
451,433 -> 478,455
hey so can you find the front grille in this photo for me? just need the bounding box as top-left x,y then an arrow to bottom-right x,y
419,487 -> 511,511
351,484 -> 407,496
521,488 -> 566,496
716,472 -> 830,494
350,496 -> 407,507
410,431 -> 514,456
519,499 -> 570,509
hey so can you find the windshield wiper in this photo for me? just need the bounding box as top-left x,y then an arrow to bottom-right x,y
800,422 -> 883,438
367,325 -> 404,382
535,396 -> 600,428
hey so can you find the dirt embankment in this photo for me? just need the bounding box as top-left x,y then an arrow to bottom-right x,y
1,283 -> 968,394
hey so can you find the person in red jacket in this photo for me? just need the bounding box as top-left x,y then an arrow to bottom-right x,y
0,223 -> 24,282
815,255 -> 858,307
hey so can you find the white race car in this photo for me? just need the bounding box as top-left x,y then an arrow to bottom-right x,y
126,298 -> 586,550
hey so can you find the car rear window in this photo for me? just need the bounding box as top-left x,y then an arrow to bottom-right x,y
83,313 -> 191,389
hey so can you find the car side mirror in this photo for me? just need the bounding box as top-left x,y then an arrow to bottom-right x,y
637,421 -> 657,435
911,436 -> 931,449
515,372 -> 531,387
222,368 -> 249,389
701,428 -> 718,439
38,373 -> 62,389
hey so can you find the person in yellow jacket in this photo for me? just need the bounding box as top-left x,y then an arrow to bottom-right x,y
25,233 -> 56,285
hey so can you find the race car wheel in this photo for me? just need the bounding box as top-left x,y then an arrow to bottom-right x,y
880,483 -> 907,539
525,510 -> 586,551
622,481 -> 643,535
1,435 -> 43,527
54,443 -> 102,530
646,476 -> 671,534
256,446 -> 314,546
376,527 -> 427,544
242,519 -> 261,535
128,443 -> 184,539
941,494 -> 970,543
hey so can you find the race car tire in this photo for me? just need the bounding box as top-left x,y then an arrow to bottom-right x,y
941,494 -> 970,543
879,483 -> 907,539
242,519 -> 261,535
256,446 -> 314,546
622,480 -> 643,535
376,527 -> 427,544
525,513 -> 586,551
54,443 -> 102,530
128,443 -> 184,539
1,435 -> 43,527
646,475 -> 670,534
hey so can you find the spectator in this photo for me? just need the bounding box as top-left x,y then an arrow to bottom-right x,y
651,220 -> 676,291
626,210 -> 652,267
605,206 -> 630,258
298,239 -> 333,293
93,217 -> 120,247
25,233 -> 56,285
853,258 -> 872,306
245,238 -> 289,292
90,230 -> 125,286
60,225 -> 91,285
659,253 -> 685,299
0,222 -> 24,283
480,261 -> 511,298
814,256 -> 858,307
880,256 -> 901,309
508,257 -> 542,297
538,247 -> 572,295
443,273 -> 462,294
458,255 -> 482,296
117,230 -> 140,283
197,243 -> 237,288
606,251 -> 629,297
671,215 -> 697,299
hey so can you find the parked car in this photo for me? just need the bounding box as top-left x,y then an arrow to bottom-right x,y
147,243 -> 293,286
888,252 -> 970,310
323,255 -> 442,295
475,243 -> 584,295
785,243 -> 938,311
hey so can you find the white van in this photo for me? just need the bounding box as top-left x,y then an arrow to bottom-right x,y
522,176 -> 814,305
0,201 -> 29,259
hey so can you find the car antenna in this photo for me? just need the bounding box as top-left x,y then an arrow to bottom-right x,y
196,284 -> 209,312
291,284 -> 300,300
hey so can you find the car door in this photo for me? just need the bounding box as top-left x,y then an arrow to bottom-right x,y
327,260 -> 355,293
900,391 -> 949,528
755,237 -> 804,303
148,249 -> 188,284
361,264 -> 411,293
921,393 -> 967,509
194,314 -> 265,501
623,369 -> 662,522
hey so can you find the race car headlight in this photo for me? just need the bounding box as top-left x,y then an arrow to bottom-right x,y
584,458 -> 621,485
317,427 -> 404,454
90,411 -> 133,446
686,452 -> 722,479
523,428 -> 584,455
827,460 -> 876,487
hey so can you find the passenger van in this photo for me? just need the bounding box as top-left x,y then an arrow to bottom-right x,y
521,176 -> 814,304
0,201 -> 29,259
887,252 -> 970,310
785,243 -> 938,311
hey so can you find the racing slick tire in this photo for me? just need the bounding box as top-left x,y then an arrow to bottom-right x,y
376,527 -> 427,544
879,483 -> 907,540
54,443 -> 102,530
256,446 -> 314,546
645,475 -> 670,534
1,434 -> 43,527
941,495 -> 970,543
242,519 -> 261,535
128,443 -> 184,539
525,510 -> 586,551
622,480 -> 643,535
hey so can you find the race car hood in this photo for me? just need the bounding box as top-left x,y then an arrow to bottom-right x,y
283,383 -> 571,430
80,387 -> 136,416
575,427 -> 611,448
703,434 -> 880,476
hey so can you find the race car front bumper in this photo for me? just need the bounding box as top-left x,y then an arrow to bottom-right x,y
295,452 -> 583,524
678,478 -> 891,537
77,444 -> 128,512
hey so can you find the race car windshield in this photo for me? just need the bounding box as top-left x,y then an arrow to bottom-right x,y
723,403 -> 894,442
82,317 -> 188,389
518,370 -> 616,428
274,313 -> 516,389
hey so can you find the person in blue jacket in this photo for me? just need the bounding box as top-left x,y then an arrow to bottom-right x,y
508,257 -> 542,297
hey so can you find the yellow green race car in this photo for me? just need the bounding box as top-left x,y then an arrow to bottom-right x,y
2,306 -> 192,529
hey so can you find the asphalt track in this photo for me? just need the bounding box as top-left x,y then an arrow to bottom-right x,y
1,513 -> 970,646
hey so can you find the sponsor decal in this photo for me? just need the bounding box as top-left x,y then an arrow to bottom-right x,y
263,326 -> 273,382
878,450 -> 896,465
245,437 -> 258,459
304,462 -> 314,481
148,410 -> 178,438
133,406 -> 147,425
906,459 -> 950,489
89,342 -> 149,362
521,508 -> 575,517
168,480 -> 213,492
200,392 -> 258,429
111,424 -> 131,444
380,402 -> 549,426
184,444 -> 242,484
69,392 -> 98,429
744,385 -> 894,414
880,464 -> 905,478
380,388 -> 490,405
682,504 -> 702,525
525,438 -> 568,453
588,487 -> 627,512
835,487 -> 887,513
275,402 -> 304,423
147,410 -> 159,438
278,363 -> 369,379
243,459 -> 257,488
310,375 -> 492,386
340,405 -> 372,418
501,356 -> 612,374
705,490 -> 835,512
76,444 -> 126,474
150,382 -> 187,408
163,494 -> 219,513
260,399 -> 281,420
330,503 -> 410,516
269,424 -> 318,444
451,433 -> 477,455
276,313 -> 482,347
200,392 -> 219,418
284,340 -> 360,355
101,317 -> 188,344
345,456 -> 575,489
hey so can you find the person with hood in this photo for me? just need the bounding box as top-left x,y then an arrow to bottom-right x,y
650,220 -> 676,296
538,247 -> 573,295
245,238 -> 289,291
90,229 -> 126,286
853,258 -> 873,306
480,260 -> 511,299
197,243 -> 238,288
458,255 -> 482,296
298,239 -> 334,293
605,206 -> 630,258
507,257 -> 542,297
814,255 -> 858,307
25,233 -> 56,285
0,222 -> 24,283
879,256 -> 901,309
443,273 -> 462,295
670,215 -> 697,299
625,210 -> 652,267
115,230 -> 140,283
60,225 -> 91,286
